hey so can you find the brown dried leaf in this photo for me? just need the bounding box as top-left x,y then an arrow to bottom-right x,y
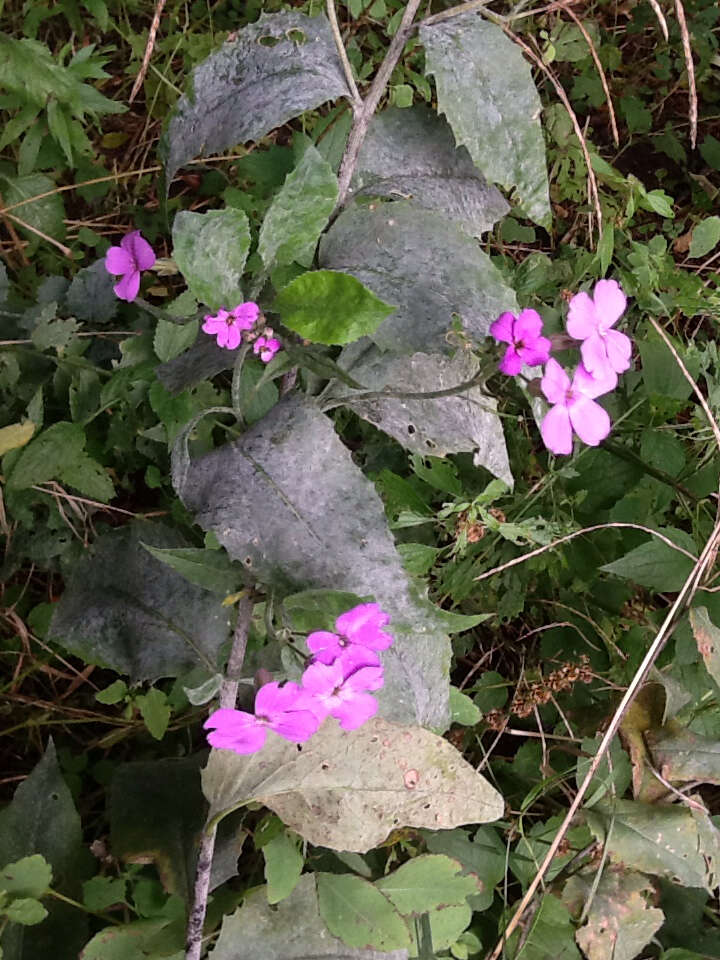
689,606 -> 720,687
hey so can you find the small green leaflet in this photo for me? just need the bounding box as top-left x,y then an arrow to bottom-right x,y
689,216 -> 720,259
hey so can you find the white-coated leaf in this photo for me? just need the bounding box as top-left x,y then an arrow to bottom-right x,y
172,208 -> 251,311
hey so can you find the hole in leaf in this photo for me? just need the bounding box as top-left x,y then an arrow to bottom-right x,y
244,556 -> 252,566
407,424 -> 416,435
257,34 -> 281,47
286,28 -> 306,44
321,762 -> 330,770
425,438 -> 436,449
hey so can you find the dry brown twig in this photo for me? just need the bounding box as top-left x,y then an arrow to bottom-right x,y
129,0 -> 168,104
647,0 -> 669,40
674,0 -> 697,149
561,2 -> 618,147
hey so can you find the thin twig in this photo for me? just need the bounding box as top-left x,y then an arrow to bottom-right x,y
486,517 -> 720,960
185,593 -> 253,960
647,0 -> 669,40
474,521 -> 698,583
336,0 -> 425,206
674,0 -> 697,149
2,209 -> 72,258
561,3 -> 618,147
326,0 -> 363,110
129,0 -> 168,104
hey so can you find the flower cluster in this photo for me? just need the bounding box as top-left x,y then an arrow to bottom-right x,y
204,602 -> 392,755
490,279 -> 632,456
202,302 -> 281,363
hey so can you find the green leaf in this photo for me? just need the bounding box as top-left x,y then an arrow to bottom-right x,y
506,893 -> 581,960
80,917 -> 183,960
4,899 -> 47,927
176,394 -> 451,728
0,173 -> 66,242
154,319 -> 199,363
82,876 -> 126,912
0,856 -> 52,899
202,716 -> 504,853
282,589 -> 366,633
700,134 -> 720,172
420,14 -> 551,228
210,874 -> 408,960
689,606 -> 720,688
375,854 -> 479,915
273,270 -> 394,345
6,421 -> 83,489
320,201 -> 517,354
689,216 -> 720,259
135,689 -> 171,741
352,104 -> 509,235
317,873 -> 411,951
413,903 -> 471,954
59,454 -> 115,503
95,679 -> 128,705
646,726 -> 720,786
31,316 -> 79,352
140,543 -> 242,596
65,259 -> 118,324
263,829 -> 304,905
600,529 -> 696,592
639,337 -> 697,401
161,12 -> 350,187
0,422 -> 35,457
172,209 -> 251,311
0,741 -> 92,960
259,144 -> 338,269
424,825 -> 506,912
47,522 -> 231,683
449,688 -> 482,726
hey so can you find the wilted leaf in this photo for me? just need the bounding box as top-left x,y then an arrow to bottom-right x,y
176,394 -> 451,728
0,741 -> 92,960
420,14 -> 551,227
689,606 -> 720,688
202,716 -> 504,853
332,346 -> 511,485
319,201 -> 517,354
619,683 -> 667,801
210,873 -> 409,959
0,421 -> 34,456
351,104 -> 509,235
647,725 -> 720,786
172,209 -> 251,311
259,144 -> 338,269
600,530 -> 697,592
161,12 -> 351,187
374,854 -> 479,915
562,868 -> 664,960
48,522 -> 231,683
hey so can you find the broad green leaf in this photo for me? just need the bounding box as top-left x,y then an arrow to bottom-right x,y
211,874 -> 409,959
59,453 -> 115,502
352,104 -> 509,235
259,144 -> 338,269
420,14 -> 551,228
424,826 -> 506,912
172,209 -> 250,311
95,679 -> 128,705
317,873 -> 411,951
65,259 -> 117,324
80,917 -> 183,960
140,543 -> 242,596
202,717 -> 504,853
646,725 -> 720,785
333,346 -> 512,485
585,799 -> 715,889
176,394 -> 452,728
48,522 -> 231,683
319,201 -> 517,354
575,735 -> 632,806
0,173 -> 66,242
82,876 -> 126,912
135,689 -> 171,741
263,829 -> 304,905
411,903 -> 471,954
449,688 -> 482,727
639,337 -> 697,401
4,899 -> 47,926
690,218 -> 720,259
600,529 -> 696,592
563,869 -> 664,960
153,318 -> 199,363
0,856 -> 52,899
506,893 -> 581,960
161,12 -> 351,187
689,606 -> 720,688
31,316 -> 79,352
273,270 -> 394,345
375,855 -> 478,915
0,742 -> 92,960
0,422 -> 34,457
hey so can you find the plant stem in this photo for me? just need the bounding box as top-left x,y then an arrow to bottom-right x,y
185,593 -> 254,960
230,343 -> 250,422
326,0 -> 362,110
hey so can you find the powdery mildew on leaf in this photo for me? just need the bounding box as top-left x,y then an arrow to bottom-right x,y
202,717 -> 504,853
178,395 -> 452,729
420,14 -> 551,228
332,345 -> 512,486
172,208 -> 250,311
351,105 -> 509,235
209,874 -> 409,959
319,201 -> 517,355
161,12 -> 351,186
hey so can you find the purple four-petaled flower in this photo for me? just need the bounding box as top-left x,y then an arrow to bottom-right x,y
204,681 -> 319,754
104,230 -> 156,302
540,358 -> 617,456
307,602 -> 393,665
202,302 -> 259,351
566,279 -> 632,377
490,308 -> 552,376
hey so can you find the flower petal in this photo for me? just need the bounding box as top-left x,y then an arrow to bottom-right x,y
604,329 -> 632,373
518,336 -> 551,367
113,270 -> 140,302
301,659 -> 342,698
307,631 -> 343,664
592,279 -> 626,332
224,323 -> 242,350
566,291 -> 597,340
344,663 -> 384,693
232,301 -> 260,329
202,316 -> 227,334
105,246 -> 133,276
572,362 -> 617,399
514,308 -> 544,342
332,693 -> 378,731
123,230 -> 156,271
540,358 -> 570,405
569,396 -> 611,447
499,346 -> 523,376
269,709 -> 320,743
540,404 -> 573,455
489,312 -> 515,345
255,680 -> 301,716
207,723 -> 267,754
580,332 -> 611,376
215,323 -> 231,349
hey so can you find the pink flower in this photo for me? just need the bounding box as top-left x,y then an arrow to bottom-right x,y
540,358 -> 617,456
301,649 -> 384,731
104,231 -> 156,302
204,681 -> 318,754
252,330 -> 281,364
202,302 -> 259,350
307,602 -> 393,666
490,309 -> 551,376
566,279 -> 631,376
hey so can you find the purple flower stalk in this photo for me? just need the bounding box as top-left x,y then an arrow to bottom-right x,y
300,649 -> 384,731
204,681 -> 318,754
490,309 -> 552,376
566,279 -> 632,377
540,358 -> 617,456
202,302 -> 259,350
104,231 -> 156,302
307,602 -> 393,665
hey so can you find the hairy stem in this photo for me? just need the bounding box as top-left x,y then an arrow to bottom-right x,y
326,0 -> 362,109
185,593 -> 254,960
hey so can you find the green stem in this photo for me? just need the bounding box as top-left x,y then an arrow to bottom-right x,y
603,438 -> 701,503
230,343 -> 251,423
46,888 -> 122,925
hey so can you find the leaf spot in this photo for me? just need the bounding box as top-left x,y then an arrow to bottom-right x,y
404,769 -> 420,789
